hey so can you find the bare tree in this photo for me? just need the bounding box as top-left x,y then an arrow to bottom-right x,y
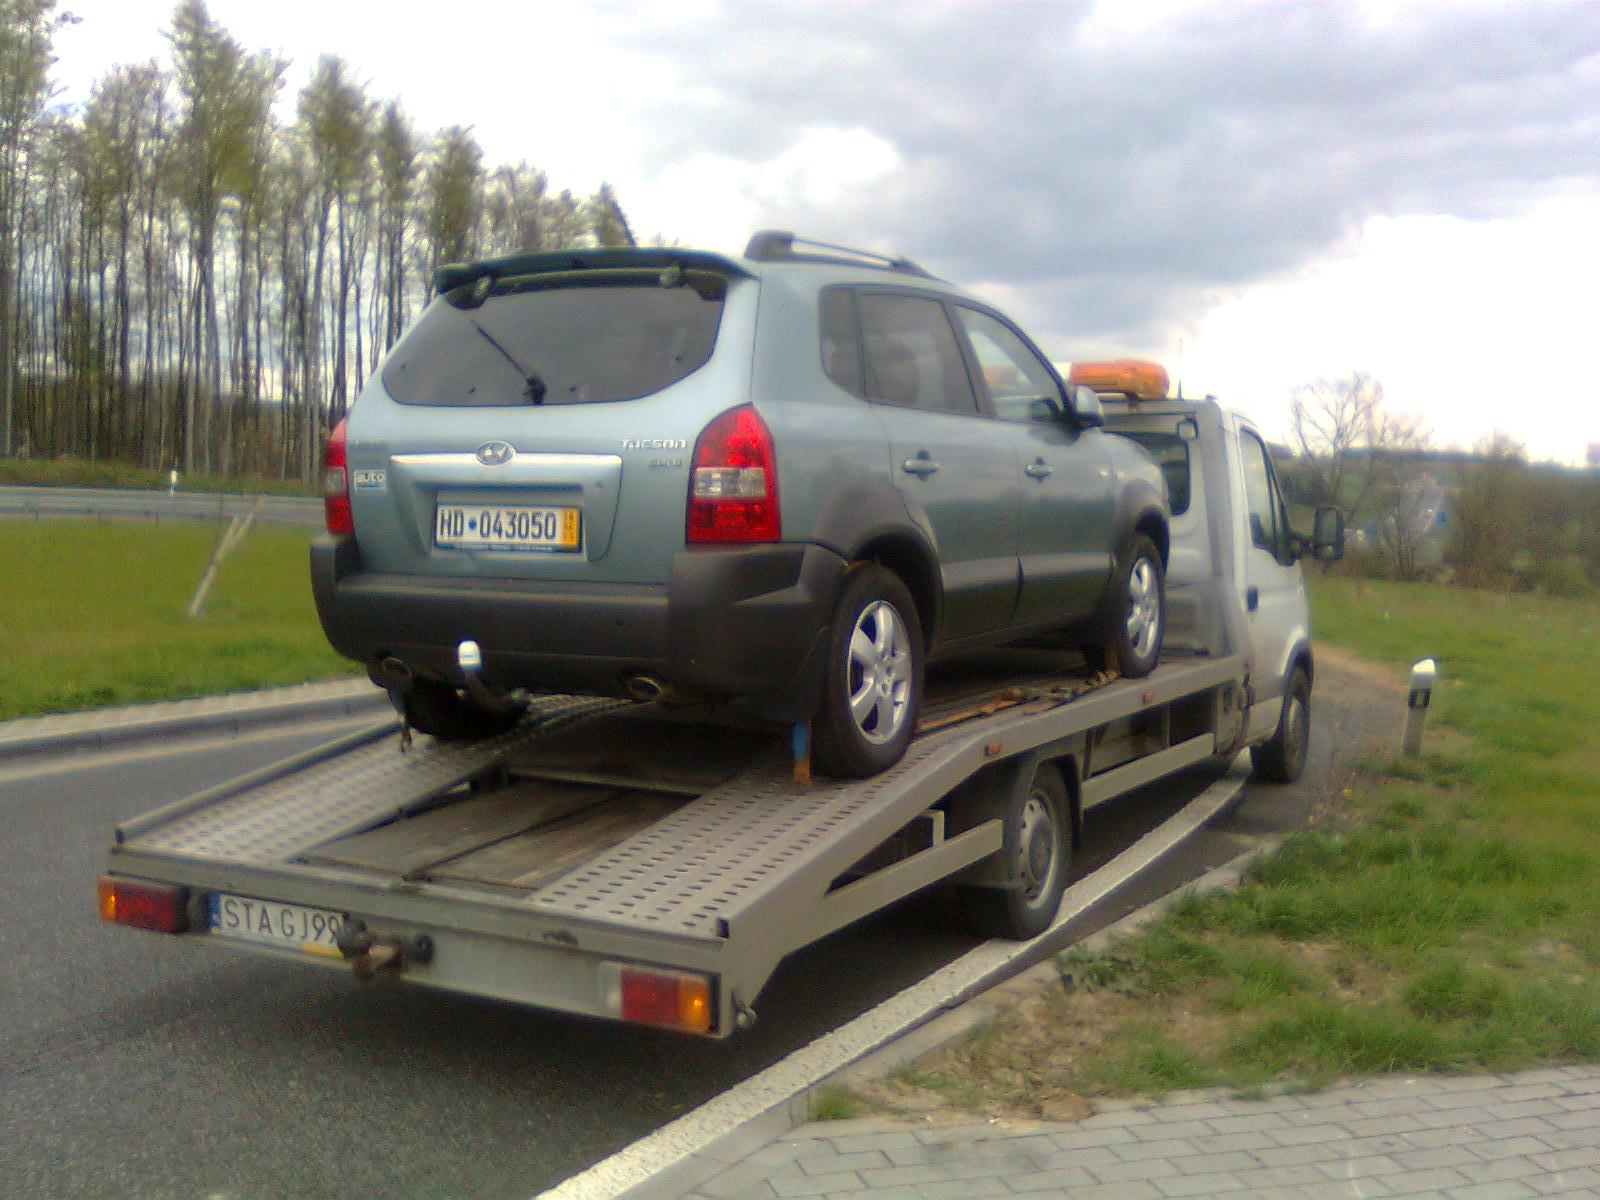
1288,371 -> 1428,522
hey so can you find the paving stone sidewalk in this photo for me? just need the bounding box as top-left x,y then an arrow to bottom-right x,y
678,1066 -> 1600,1199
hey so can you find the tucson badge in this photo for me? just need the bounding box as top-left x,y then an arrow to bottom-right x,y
475,440 -> 515,467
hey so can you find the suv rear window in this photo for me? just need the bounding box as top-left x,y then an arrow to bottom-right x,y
382,274 -> 726,407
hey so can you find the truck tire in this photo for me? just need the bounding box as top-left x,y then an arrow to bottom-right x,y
1085,534 -> 1164,678
811,563 -> 924,779
957,761 -> 1071,940
405,678 -> 524,741
1251,666 -> 1310,783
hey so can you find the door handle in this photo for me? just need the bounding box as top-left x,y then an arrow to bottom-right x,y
1023,459 -> 1053,479
901,455 -> 940,477
1247,586 -> 1259,612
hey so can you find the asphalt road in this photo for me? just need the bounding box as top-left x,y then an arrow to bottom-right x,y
0,662 -> 1375,1200
0,485 -> 321,526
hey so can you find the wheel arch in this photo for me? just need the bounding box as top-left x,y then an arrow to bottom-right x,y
853,530 -> 941,650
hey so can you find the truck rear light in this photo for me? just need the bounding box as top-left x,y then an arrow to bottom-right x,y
687,405 -> 779,544
323,418 -> 353,536
97,876 -> 190,934
600,963 -> 714,1035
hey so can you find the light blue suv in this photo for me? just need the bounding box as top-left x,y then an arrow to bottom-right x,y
313,232 -> 1169,776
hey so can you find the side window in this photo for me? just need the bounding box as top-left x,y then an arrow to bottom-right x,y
819,288 -> 865,398
952,307 -> 1062,423
858,293 -> 980,416
1240,430 -> 1281,554
1122,433 -> 1191,516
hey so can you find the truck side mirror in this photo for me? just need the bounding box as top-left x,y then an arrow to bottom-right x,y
1070,385 -> 1104,428
1313,505 -> 1345,562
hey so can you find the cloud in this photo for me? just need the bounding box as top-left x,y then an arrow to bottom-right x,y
609,1 -> 1600,350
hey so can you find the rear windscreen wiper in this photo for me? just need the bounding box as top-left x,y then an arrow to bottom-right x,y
469,319 -> 548,403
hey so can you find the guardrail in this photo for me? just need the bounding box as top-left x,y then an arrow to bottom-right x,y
0,486 -> 322,527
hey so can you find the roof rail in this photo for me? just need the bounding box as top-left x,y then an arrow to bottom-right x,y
743,230 -> 936,279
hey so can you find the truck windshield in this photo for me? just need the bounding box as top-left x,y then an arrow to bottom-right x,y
381,275 -> 727,407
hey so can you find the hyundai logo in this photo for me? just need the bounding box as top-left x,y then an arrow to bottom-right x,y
475,440 -> 515,467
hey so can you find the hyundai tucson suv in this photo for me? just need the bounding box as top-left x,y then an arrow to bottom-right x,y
312,231 -> 1169,777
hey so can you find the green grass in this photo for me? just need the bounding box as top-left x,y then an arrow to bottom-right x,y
0,455 -> 316,496
0,518 -> 358,718
873,576 -> 1600,1112
811,1086 -> 867,1121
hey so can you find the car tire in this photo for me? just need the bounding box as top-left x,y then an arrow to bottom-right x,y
1251,666 -> 1311,783
1087,533 -> 1165,678
956,761 -> 1072,940
405,678 -> 524,741
811,563 -> 924,779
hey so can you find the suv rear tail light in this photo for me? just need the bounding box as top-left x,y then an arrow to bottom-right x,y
97,876 -> 190,934
323,418 -> 353,536
687,405 -> 779,543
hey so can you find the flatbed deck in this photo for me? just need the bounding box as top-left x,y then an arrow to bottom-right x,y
105,647 -> 1241,1036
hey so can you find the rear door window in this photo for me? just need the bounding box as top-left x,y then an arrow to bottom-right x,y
382,274 -> 727,407
858,293 -> 980,416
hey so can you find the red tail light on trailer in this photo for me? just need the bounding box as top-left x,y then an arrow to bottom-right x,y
600,963 -> 714,1035
323,418 -> 353,536
686,405 -> 780,544
97,876 -> 190,934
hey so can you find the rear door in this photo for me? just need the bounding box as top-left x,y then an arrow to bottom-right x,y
347,268 -> 754,586
856,291 -> 1020,642
950,305 -> 1115,626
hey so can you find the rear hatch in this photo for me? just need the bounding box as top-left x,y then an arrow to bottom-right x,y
347,257 -> 758,587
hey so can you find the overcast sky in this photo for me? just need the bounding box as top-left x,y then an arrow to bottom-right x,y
53,0 -> 1600,463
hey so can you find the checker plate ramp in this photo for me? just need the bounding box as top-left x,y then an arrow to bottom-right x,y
527,711 -> 988,940
128,696 -> 625,866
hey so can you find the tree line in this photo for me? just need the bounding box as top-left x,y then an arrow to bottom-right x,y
0,0 -> 637,483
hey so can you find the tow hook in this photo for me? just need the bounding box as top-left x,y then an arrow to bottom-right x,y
335,921 -> 434,981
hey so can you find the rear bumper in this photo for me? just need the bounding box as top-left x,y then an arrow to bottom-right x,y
310,538 -> 846,720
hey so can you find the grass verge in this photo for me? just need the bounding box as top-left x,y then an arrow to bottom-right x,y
853,577 -> 1600,1116
0,518 -> 358,719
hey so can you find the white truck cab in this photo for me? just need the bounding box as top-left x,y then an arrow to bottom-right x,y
1091,374 -> 1344,780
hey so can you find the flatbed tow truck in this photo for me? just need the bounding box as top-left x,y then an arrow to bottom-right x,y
97,391 -> 1340,1039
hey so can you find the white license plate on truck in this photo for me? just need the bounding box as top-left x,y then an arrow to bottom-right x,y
434,503 -> 580,552
208,893 -> 346,958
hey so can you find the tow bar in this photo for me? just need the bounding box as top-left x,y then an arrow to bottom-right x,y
336,920 -> 434,981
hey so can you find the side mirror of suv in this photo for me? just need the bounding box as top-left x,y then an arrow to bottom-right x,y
1312,505 -> 1345,562
1070,385 -> 1105,428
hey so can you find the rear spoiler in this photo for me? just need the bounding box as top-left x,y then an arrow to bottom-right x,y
432,248 -> 753,297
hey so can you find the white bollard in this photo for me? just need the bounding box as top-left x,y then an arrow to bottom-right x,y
1402,658 -> 1437,757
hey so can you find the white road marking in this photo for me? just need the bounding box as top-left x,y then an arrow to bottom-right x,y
536,755 -> 1252,1200
0,716 -> 385,786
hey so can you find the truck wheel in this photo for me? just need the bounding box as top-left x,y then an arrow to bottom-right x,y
811,564 -> 924,779
1251,666 -> 1310,783
957,762 -> 1071,940
405,678 -> 523,741
1087,534 -> 1164,678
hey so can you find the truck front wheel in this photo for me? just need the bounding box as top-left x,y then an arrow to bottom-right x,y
1251,666 -> 1311,783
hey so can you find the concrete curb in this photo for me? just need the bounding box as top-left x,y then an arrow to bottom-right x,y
0,678 -> 391,761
